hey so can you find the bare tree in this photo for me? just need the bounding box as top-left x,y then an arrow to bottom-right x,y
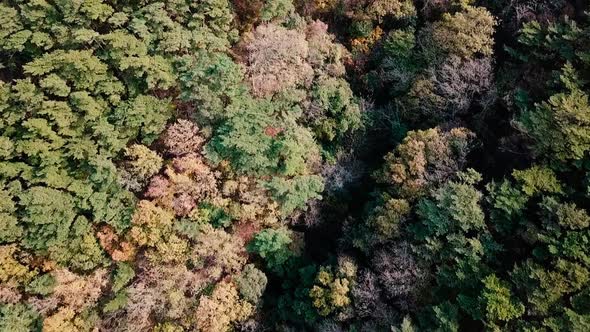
372,243 -> 428,310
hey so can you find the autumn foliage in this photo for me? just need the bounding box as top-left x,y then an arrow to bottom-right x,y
2,0 -> 590,331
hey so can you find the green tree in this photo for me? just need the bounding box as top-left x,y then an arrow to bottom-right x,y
263,175 -> 324,216
177,51 -> 246,123
411,170 -> 506,329
0,188 -> 21,244
119,144 -> 163,191
261,0 -> 295,21
0,303 -> 41,332
235,264 -> 268,303
518,65 -> 590,161
426,6 -> 497,59
248,228 -> 295,274
309,259 -> 357,317
207,97 -> 320,177
375,127 -> 475,200
478,275 -> 525,323
309,77 -> 362,144
112,262 -> 135,293
309,267 -> 352,316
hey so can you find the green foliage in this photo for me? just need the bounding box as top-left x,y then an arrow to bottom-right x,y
427,6 -> 497,59
103,291 -> 129,313
518,67 -> 590,161
18,187 -> 75,253
511,259 -> 588,317
206,97 -> 320,176
376,127 -> 475,200
112,262 -> 135,293
25,273 -> 56,296
9,0 -> 590,331
549,308 -> 590,331
0,189 -> 22,244
365,195 -> 411,242
0,0 -> 229,271
410,170 -> 507,329
392,316 -> 416,332
487,166 -> 562,234
555,202 -> 590,230
383,28 -> 416,59
486,180 -> 528,217
310,77 -> 362,144
572,288 -> 590,314
55,216 -> 108,270
482,167 -> 590,329
512,166 -> 563,196
350,20 -> 375,39
309,262 -> 356,317
248,228 -> 294,274
368,28 -> 420,97
263,175 -> 324,216
191,203 -> 233,228
119,144 -> 163,191
235,264 -> 268,303
177,51 -> 246,123
514,19 -> 582,62
111,96 -> 171,145
479,275 -> 525,323
432,302 -> 460,332
0,303 -> 41,332
0,0 -> 364,331
416,169 -> 485,238
174,218 -> 209,240
206,99 -> 276,173
261,0 -> 295,21
276,264 -> 320,324
16,187 -> 104,269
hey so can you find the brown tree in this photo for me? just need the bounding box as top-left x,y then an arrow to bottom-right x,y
244,24 -> 313,97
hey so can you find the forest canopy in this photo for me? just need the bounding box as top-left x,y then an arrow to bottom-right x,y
1,0 -> 590,331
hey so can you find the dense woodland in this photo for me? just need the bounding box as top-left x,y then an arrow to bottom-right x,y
1,0 -> 590,331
